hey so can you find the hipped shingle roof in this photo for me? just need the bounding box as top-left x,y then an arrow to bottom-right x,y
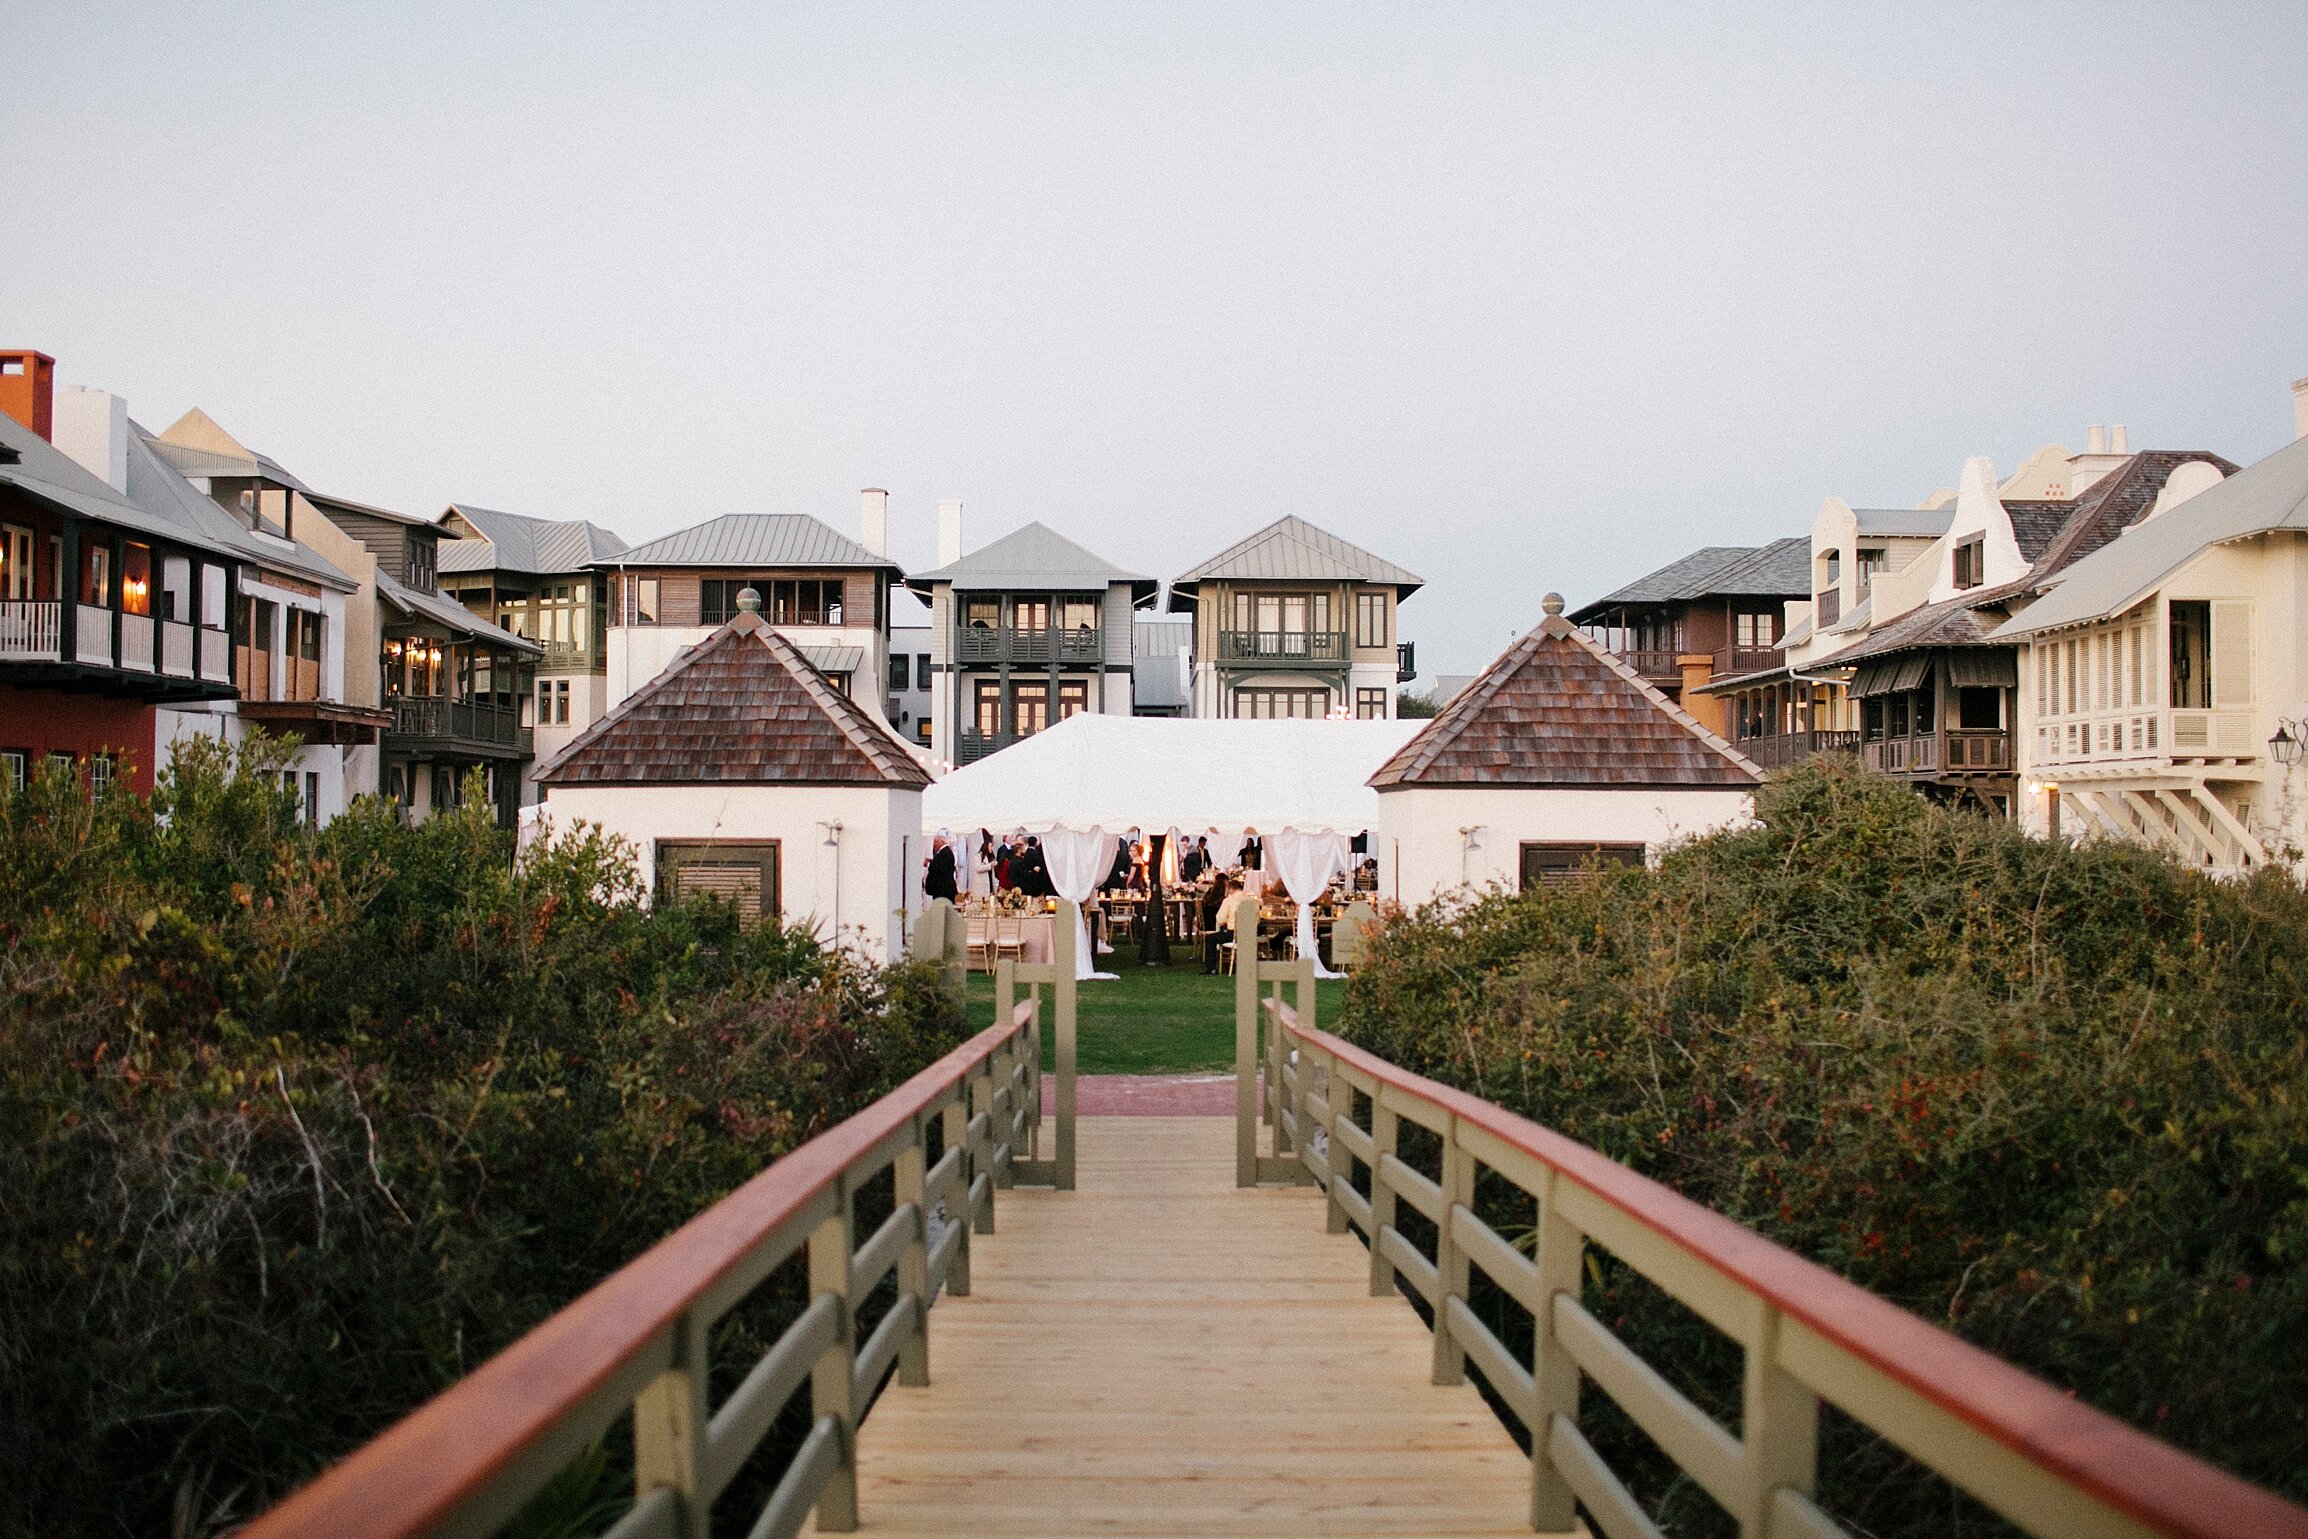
1371,609 -> 1761,789
536,615 -> 930,788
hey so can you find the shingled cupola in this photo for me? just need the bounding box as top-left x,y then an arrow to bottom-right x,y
533,603 -> 931,960
1372,592 -> 1762,903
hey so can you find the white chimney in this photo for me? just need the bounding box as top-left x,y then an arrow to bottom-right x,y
937,499 -> 963,568
2110,424 -> 2129,454
859,487 -> 888,557
55,386 -> 129,493
2292,376 -> 2308,441
2085,424 -> 2107,455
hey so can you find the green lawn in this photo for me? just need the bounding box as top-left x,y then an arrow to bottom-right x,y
962,954 -> 1349,1074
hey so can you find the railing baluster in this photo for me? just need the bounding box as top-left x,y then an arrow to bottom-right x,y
1530,1169 -> 1584,1533
969,1067 -> 997,1235
632,1309 -> 711,1539
1368,1096 -> 1399,1299
895,1129 -> 931,1388
1431,1117 -> 1474,1387
807,1208 -> 859,1532
1314,1052 -> 1347,1235
1740,1304 -> 1819,1539
940,1098 -> 973,1296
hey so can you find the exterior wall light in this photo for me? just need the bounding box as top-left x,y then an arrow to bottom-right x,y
2271,720 -> 2305,766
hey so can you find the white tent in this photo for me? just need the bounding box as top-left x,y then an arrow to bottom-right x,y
922,715 -> 1419,978
922,714 -> 1421,837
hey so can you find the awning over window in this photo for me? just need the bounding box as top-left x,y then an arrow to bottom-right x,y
1850,653 -> 1933,697
1947,649 -> 2018,689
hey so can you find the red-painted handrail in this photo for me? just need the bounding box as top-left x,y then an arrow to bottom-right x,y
1285,1011 -> 2308,1539
242,1012 -> 1031,1539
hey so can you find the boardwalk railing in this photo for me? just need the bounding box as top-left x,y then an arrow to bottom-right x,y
1265,1001 -> 2308,1539
242,1003 -> 1043,1539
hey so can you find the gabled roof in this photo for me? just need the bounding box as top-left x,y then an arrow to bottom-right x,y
305,490 -> 449,528
1569,536 -> 1808,620
125,426 -> 355,591
149,407 -> 310,492
1997,434 -> 2308,640
1370,602 -> 1761,790
904,521 -> 1157,604
1171,516 -> 1421,599
0,411 -> 246,563
439,502 -> 631,575
602,513 -> 900,572
536,615 -> 930,789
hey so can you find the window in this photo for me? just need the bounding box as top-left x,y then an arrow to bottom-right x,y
1234,687 -> 1332,719
2,524 -> 33,600
704,578 -> 846,626
89,754 -> 115,796
916,653 -> 931,691
1857,548 -> 1888,593
2129,626 -> 2144,707
888,652 -> 911,691
1952,534 -> 1984,590
201,565 -> 227,628
973,679 -> 1002,738
1957,687 -> 2002,730
1356,687 -> 1387,719
1912,686 -> 1935,736
161,556 -> 191,621
2169,602 -> 2210,708
1058,679 -> 1089,720
631,576 -> 661,625
296,610 -> 323,661
120,544 -> 152,616
537,678 -> 570,724
1520,842 -> 1644,892
1013,680 -> 1050,736
304,771 -> 320,826
1059,597 -> 1099,634
657,841 -> 781,922
1,749 -> 25,792
1734,611 -> 1778,649
1354,591 -> 1388,648
916,718 -> 933,744
963,598 -> 999,631
81,543 -> 111,606
407,537 -> 436,591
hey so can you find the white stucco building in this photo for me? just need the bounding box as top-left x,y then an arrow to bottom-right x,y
534,603 -> 931,961
1373,595 -> 1762,904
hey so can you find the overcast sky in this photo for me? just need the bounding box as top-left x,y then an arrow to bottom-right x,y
8,2 -> 2305,674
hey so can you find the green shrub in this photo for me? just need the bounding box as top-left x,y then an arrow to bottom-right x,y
0,736 -> 965,1539
1340,759 -> 2308,1531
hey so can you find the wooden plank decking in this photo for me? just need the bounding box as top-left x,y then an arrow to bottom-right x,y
815,1115 -> 1532,1536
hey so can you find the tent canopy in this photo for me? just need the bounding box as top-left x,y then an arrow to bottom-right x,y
922,714 -> 1421,837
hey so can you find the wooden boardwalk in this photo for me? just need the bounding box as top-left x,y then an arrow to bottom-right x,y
815,1115 -> 1532,1537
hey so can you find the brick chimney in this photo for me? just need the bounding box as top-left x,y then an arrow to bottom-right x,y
0,349 -> 56,440
860,487 -> 889,557
937,498 -> 963,568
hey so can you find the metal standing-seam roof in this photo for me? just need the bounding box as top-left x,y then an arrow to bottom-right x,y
904,521 -> 1157,604
375,571 -> 543,654
535,614 -> 930,788
1852,507 -> 1957,539
1569,536 -> 1810,621
125,427 -> 357,591
1996,434 -> 2308,640
1171,515 -> 1422,604
600,514 -> 900,572
440,503 -> 630,575
1370,601 -> 1762,790
0,411 -> 249,563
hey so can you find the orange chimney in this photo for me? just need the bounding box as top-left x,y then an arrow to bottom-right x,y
0,350 -> 56,440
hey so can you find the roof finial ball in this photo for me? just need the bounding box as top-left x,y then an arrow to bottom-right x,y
737,586 -> 763,614
1542,592 -> 1564,617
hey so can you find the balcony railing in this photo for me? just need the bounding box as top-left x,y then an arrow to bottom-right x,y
1816,589 -> 1841,628
1395,641 -> 1415,683
537,640 -> 598,673
161,620 -> 194,679
1864,730 -> 2014,775
955,626 -> 1103,666
0,600 -> 60,660
389,696 -> 525,751
1216,630 -> 1350,667
956,730 -> 1019,765
1619,648 -> 1684,681
1713,646 -> 1782,679
76,603 -> 112,665
1739,729 -> 1860,770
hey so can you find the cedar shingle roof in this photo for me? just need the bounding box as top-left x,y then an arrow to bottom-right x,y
1371,605 -> 1762,790
535,615 -> 930,788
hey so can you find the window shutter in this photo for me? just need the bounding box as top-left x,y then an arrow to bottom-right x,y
2211,601 -> 2253,706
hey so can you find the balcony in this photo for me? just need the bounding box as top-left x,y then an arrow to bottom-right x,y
955,626 -> 1103,666
1712,646 -> 1783,680
536,640 -> 598,674
1618,648 -> 1685,683
1,599 -> 233,700
1739,729 -> 1860,770
956,730 -> 1019,764
1395,641 -> 1415,682
1817,589 -> 1841,628
386,696 -> 530,758
1864,729 -> 2013,777
1216,630 -> 1350,669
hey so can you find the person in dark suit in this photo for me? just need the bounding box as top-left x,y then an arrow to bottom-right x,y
1018,837 -> 1054,898
924,836 -> 958,902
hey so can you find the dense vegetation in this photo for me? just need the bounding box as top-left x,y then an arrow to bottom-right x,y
1340,760 -> 2308,1533
0,737 -> 965,1539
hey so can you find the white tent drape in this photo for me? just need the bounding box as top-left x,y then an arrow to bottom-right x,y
1039,828 -> 1121,981
1269,828 -> 1353,978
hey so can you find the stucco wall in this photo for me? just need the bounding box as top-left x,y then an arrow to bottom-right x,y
1378,785 -> 1754,906
538,781 -> 918,961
